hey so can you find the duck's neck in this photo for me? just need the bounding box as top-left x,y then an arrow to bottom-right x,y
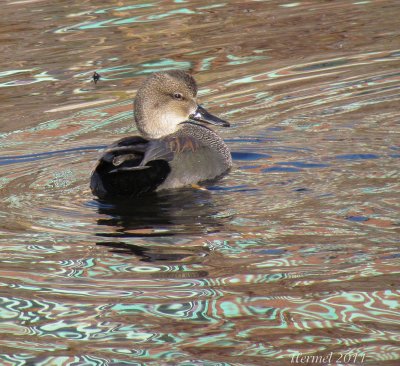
135,115 -> 180,140
135,104 -> 182,139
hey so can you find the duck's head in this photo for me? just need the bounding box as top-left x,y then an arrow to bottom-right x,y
134,70 -> 230,139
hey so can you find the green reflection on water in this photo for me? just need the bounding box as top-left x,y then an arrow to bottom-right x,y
0,71 -> 57,88
79,19 -> 119,29
0,69 -> 36,78
199,57 -> 216,71
91,59 -> 192,79
220,301 -> 241,317
198,3 -> 227,10
97,3 -> 155,14
227,54 -> 267,66
115,8 -> 195,25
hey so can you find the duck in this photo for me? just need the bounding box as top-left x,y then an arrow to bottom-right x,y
90,70 -> 232,199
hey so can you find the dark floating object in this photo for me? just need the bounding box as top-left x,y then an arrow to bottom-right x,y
90,70 -> 232,199
92,72 -> 101,84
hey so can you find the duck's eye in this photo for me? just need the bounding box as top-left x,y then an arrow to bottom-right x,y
173,93 -> 183,100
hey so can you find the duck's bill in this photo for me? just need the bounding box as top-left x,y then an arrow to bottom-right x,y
189,105 -> 230,127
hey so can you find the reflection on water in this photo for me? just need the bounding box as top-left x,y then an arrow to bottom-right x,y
1,0 -> 400,365
96,188 -> 223,236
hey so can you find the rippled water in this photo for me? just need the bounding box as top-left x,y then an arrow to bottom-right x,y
1,1 -> 399,365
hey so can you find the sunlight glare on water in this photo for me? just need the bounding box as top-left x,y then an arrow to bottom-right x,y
0,0 -> 399,365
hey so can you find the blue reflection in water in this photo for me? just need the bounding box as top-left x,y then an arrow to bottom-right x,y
231,152 -> 271,160
346,216 -> 370,222
335,153 -> 380,160
0,146 -> 105,166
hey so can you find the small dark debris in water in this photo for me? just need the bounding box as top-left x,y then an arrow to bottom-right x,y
294,188 -> 309,192
93,72 -> 101,84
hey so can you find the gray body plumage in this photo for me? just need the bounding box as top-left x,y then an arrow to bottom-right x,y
157,123 -> 232,190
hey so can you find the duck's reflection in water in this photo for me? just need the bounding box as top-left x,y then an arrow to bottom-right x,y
95,188 -> 223,263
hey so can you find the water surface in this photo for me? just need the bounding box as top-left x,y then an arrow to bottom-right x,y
0,0 -> 399,365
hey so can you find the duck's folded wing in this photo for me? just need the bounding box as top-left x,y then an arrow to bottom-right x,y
91,136 -> 171,198
99,136 -> 149,172
141,135 -> 201,166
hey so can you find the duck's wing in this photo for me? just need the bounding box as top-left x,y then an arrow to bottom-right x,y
100,136 -> 148,171
101,135 -> 200,172
141,135 -> 202,166
90,136 -> 171,198
90,135 -> 204,199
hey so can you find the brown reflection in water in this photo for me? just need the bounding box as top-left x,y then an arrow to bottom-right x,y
0,0 -> 399,365
1,0 -> 399,132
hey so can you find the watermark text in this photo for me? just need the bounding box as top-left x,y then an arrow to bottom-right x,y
291,351 -> 366,364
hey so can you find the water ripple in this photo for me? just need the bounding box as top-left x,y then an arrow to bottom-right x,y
0,0 -> 399,364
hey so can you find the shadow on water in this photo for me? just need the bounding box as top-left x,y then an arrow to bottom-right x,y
94,188 -> 223,262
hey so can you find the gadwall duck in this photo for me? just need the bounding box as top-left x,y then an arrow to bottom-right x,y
90,70 -> 232,199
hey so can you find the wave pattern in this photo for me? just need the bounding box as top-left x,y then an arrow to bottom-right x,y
0,0 -> 399,365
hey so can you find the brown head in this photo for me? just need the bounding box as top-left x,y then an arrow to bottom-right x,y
134,70 -> 229,139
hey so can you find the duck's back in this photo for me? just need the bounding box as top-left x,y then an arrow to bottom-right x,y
90,123 -> 231,199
